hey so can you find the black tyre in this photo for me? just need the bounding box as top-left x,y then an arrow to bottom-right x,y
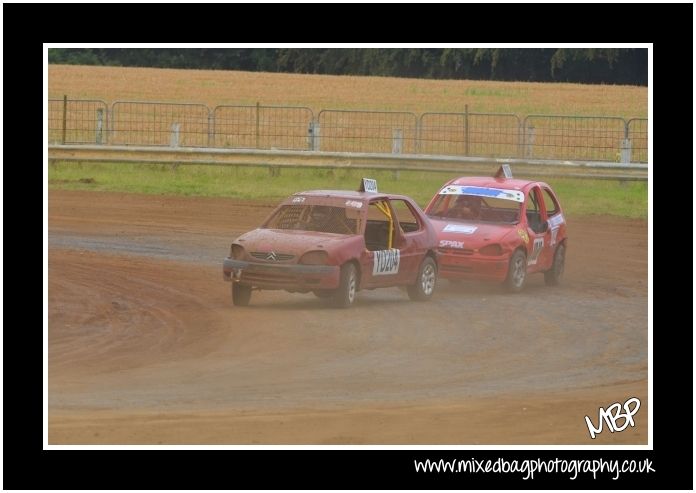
544,243 -> 566,286
407,256 -> 437,301
231,282 -> 252,306
504,249 -> 527,293
312,290 -> 333,299
331,263 -> 358,308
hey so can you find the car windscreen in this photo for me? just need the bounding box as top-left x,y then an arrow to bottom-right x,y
426,194 -> 521,224
264,204 -> 360,235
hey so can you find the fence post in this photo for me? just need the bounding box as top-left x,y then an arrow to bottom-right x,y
308,120 -> 321,151
95,108 -> 104,144
170,123 -> 180,147
208,110 -> 213,148
415,116 -> 422,154
109,104 -> 115,144
526,123 -> 535,158
464,104 -> 469,156
255,101 -> 260,149
314,120 -> 321,151
620,138 -> 632,163
62,95 -> 67,145
392,129 -> 403,154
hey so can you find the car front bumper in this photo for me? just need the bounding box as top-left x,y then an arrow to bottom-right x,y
438,252 -> 509,282
223,258 -> 340,290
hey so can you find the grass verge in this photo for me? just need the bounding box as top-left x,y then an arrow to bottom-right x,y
48,161 -> 647,219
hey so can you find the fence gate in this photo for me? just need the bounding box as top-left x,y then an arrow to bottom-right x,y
626,118 -> 648,164
213,105 -> 314,150
419,112 -> 520,158
109,101 -> 210,147
522,115 -> 627,162
48,98 -> 109,145
317,110 -> 418,154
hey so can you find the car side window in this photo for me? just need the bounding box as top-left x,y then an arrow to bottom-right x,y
525,187 -> 545,234
365,201 -> 394,251
390,199 -> 422,233
541,188 -> 559,217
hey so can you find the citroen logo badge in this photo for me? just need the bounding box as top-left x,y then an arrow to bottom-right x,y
266,251 -> 278,261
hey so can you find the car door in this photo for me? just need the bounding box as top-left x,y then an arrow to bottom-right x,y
539,186 -> 566,268
388,198 -> 423,284
524,186 -> 553,273
360,199 -> 409,287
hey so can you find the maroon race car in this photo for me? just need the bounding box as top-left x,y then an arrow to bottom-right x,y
223,179 -> 439,307
424,166 -> 568,292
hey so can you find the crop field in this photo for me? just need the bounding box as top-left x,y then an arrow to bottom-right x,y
49,64 -> 648,117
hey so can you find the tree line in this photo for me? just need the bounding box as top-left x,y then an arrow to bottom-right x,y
48,48 -> 647,85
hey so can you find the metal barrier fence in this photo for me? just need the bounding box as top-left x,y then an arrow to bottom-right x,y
47,97 -> 649,163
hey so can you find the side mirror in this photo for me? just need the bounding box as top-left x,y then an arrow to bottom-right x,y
541,221 -> 549,233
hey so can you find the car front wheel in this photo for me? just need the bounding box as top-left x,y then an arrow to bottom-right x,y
407,256 -> 437,301
231,282 -> 252,306
332,263 -> 358,308
504,249 -> 527,293
544,243 -> 566,286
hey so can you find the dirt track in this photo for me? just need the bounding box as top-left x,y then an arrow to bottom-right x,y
48,190 -> 648,444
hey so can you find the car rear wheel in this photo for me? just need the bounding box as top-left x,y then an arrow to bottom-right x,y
504,250 -> 527,293
544,243 -> 566,286
407,257 -> 437,301
231,282 -> 252,306
331,263 -> 358,308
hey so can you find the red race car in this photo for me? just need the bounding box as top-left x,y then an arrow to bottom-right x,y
424,166 -> 567,292
223,179 -> 439,307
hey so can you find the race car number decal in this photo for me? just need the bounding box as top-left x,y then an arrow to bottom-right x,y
345,200 -> 363,208
547,214 -> 564,246
373,249 -> 400,275
528,238 -> 544,265
548,213 -> 565,229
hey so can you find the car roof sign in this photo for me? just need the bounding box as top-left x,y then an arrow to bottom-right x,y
359,178 -> 378,193
494,164 -> 513,179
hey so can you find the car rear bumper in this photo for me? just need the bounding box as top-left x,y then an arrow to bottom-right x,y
438,253 -> 509,282
223,258 -> 340,290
